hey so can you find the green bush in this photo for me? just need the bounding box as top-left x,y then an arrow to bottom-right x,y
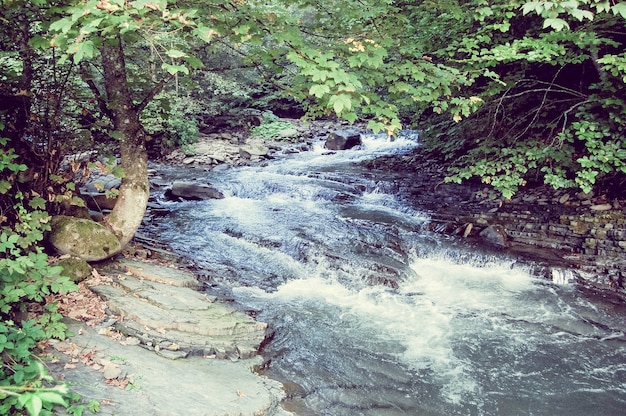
251,113 -> 298,140
141,93 -> 200,151
1,131 -> 78,415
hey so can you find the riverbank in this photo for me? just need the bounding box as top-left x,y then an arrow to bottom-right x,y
361,149 -> 626,297
46,252 -> 289,416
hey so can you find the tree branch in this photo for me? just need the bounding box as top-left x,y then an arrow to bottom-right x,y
136,73 -> 174,113
79,63 -> 113,120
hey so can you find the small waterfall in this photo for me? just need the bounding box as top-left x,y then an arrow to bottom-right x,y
551,267 -> 577,285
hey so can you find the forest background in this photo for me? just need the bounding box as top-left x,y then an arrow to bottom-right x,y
1,1 -> 625,414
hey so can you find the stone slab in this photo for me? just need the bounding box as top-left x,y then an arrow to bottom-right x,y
50,319 -> 289,416
115,276 -> 217,310
118,259 -> 200,289
92,284 -> 267,337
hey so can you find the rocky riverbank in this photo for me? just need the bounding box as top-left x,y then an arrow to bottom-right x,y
362,150 -> 626,296
47,252 -> 290,416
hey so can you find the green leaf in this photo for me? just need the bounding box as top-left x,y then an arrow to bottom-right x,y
25,394 -> 43,416
162,63 -> 189,75
571,9 -> 594,21
195,26 -> 218,43
49,17 -> 74,34
36,391 -> 67,407
612,3 -> 626,19
309,84 -> 330,98
521,2 -> 540,15
233,25 -> 250,35
166,49 -> 187,59
28,197 -> 47,210
329,94 -> 353,114
69,41 -> 95,64
0,180 -> 11,194
543,18 -> 570,31
29,35 -> 51,49
184,56 -> 203,69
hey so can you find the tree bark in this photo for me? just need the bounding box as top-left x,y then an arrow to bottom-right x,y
100,38 -> 149,252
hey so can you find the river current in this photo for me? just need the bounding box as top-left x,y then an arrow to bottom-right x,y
143,134 -> 626,415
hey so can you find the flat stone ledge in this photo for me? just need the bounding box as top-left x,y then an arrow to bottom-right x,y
118,258 -> 200,289
50,319 -> 287,416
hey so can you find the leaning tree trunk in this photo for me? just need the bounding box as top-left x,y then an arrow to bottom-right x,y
100,38 -> 149,251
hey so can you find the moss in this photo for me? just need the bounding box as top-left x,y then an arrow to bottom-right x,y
55,256 -> 92,283
49,215 -> 122,261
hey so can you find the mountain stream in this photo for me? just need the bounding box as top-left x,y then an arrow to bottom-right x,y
143,133 -> 626,415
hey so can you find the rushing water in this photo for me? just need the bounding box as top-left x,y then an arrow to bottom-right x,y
143,134 -> 626,415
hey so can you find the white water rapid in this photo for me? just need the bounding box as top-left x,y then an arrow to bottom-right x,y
144,133 -> 626,415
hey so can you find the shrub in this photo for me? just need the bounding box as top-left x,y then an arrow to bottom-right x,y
250,113 -> 299,140
1,131 -> 78,415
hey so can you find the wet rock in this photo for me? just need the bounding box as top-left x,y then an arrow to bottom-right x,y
479,224 -> 509,247
325,130 -> 362,150
165,181 -> 224,201
50,318 -> 286,416
91,260 -> 268,359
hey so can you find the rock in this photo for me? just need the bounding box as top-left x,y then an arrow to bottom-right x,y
325,130 -> 362,150
239,144 -> 269,159
54,256 -> 92,283
81,173 -> 121,194
82,192 -> 117,211
590,203 -> 612,211
166,181 -> 224,201
119,258 -> 200,289
50,319 -> 286,416
279,128 -> 300,139
49,216 -> 122,261
90,260 -> 268,359
479,224 -> 508,247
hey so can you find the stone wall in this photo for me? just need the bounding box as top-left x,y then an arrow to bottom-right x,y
457,207 -> 626,289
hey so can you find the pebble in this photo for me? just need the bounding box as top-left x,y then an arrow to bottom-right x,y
590,204 -> 612,211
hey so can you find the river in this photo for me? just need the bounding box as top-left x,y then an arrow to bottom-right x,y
143,133 -> 626,415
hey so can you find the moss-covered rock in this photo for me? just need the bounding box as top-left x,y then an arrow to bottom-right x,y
54,256 -> 93,283
49,215 -> 122,261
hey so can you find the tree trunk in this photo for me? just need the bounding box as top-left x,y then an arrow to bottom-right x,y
100,38 -> 149,252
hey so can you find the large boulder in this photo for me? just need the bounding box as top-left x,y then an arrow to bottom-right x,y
325,130 -> 362,150
82,192 -> 118,211
49,216 -> 122,261
239,144 -> 269,159
165,181 -> 224,201
479,224 -> 509,247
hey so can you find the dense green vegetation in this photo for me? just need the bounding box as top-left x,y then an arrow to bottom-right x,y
1,0 -> 625,413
